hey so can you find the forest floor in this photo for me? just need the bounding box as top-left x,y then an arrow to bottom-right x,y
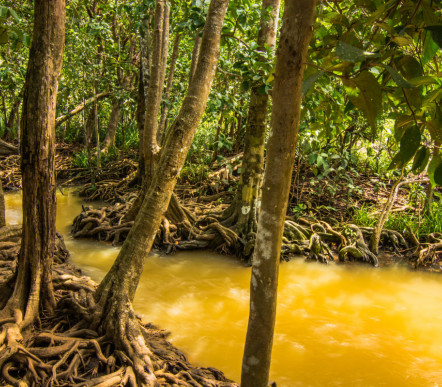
1,143 -> 441,271
0,143 -> 441,386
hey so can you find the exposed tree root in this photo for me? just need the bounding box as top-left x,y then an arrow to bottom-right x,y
339,225 -> 379,266
0,250 -> 237,387
415,233 -> 442,268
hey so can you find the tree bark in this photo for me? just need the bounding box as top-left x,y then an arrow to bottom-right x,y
1,0 -> 65,327
137,15 -> 152,181
189,28 -> 202,83
220,0 -> 280,243
142,0 -> 169,186
241,1 -> 317,386
0,180 -> 5,228
102,98 -> 121,150
4,95 -> 22,141
92,1 -> 229,384
159,32 -> 181,143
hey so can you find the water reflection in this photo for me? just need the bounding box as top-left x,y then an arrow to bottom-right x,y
5,190 -> 442,386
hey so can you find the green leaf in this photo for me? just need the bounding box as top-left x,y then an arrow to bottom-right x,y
422,87 -> 442,107
426,120 -> 442,143
335,41 -> 379,62
394,115 -> 414,141
428,155 -> 442,186
423,31 -> 440,64
391,35 -> 413,46
412,146 -> 430,173
0,27 -> 8,44
7,8 -> 19,22
381,64 -> 415,88
343,71 -> 382,134
399,126 -> 421,164
434,163 -> 442,186
396,56 -> 423,79
409,76 -> 439,86
302,70 -> 325,95
387,153 -> 403,170
424,25 -> 442,48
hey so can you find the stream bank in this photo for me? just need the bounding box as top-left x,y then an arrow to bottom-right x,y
5,189 -> 442,386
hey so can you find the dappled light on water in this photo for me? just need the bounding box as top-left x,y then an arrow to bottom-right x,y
5,190 -> 442,386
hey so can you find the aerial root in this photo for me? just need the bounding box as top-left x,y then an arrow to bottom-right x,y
283,220 -> 310,241
416,233 -> 442,267
199,222 -> 242,254
339,225 -> 379,266
306,233 -> 334,264
72,201 -> 135,245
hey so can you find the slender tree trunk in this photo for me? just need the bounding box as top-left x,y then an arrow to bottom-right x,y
425,143 -> 440,213
241,1 -> 317,386
189,28 -> 202,83
212,114 -> 223,163
55,92 -> 110,128
4,96 -> 21,140
0,0 -> 65,327
91,1 -> 229,384
220,0 -> 280,241
85,107 -> 96,147
0,180 -> 5,228
142,0 -> 169,186
102,98 -> 121,150
126,0 -> 170,218
137,16 -> 151,181
369,170 -> 404,255
159,32 -> 181,143
94,82 -> 101,169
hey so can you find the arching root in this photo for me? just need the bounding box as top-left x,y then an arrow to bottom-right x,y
306,233 -> 334,264
339,225 -> 379,266
360,226 -> 408,253
415,233 -> 442,268
0,260 -> 237,387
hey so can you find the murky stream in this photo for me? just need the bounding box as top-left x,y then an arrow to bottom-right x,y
5,189 -> 442,386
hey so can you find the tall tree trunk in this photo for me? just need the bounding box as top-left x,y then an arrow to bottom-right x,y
0,0 -> 65,327
85,107 -> 96,147
142,0 -> 169,186
159,32 -> 181,143
0,180 -> 5,228
424,143 -> 440,213
241,1 -> 317,386
102,98 -> 121,150
220,0 -> 280,243
4,96 -> 22,141
212,114 -> 223,163
125,0 -> 170,219
189,28 -> 202,83
137,16 -> 151,182
91,1 -> 229,384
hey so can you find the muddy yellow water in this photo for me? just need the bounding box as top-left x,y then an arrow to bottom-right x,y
5,190 -> 442,386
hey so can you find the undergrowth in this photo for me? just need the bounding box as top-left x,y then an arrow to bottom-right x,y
352,200 -> 442,240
